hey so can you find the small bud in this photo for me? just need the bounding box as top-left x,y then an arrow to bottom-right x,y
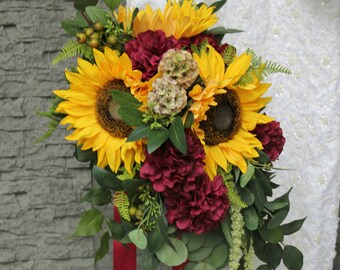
76,33 -> 86,43
107,35 -> 118,46
85,27 -> 94,37
93,22 -> 104,32
88,39 -> 99,48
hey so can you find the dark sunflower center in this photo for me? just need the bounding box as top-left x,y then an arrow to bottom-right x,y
200,90 -> 241,146
96,80 -> 132,138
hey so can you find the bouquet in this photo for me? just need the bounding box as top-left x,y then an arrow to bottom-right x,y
38,0 -> 305,269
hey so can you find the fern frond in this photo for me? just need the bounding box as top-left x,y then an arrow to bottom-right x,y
34,96 -> 64,143
113,191 -> 131,221
263,61 -> 292,76
52,40 -> 93,64
222,45 -> 236,66
190,39 -> 209,56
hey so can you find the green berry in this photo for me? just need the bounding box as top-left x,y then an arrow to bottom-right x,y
85,27 -> 94,37
135,209 -> 143,220
107,35 -> 118,46
76,33 -> 86,43
129,207 -> 137,217
88,39 -> 99,48
90,32 -> 100,41
93,22 -> 104,31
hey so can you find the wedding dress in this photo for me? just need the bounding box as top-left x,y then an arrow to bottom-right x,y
126,1 -> 340,269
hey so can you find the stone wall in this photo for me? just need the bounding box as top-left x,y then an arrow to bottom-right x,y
0,0 -> 102,269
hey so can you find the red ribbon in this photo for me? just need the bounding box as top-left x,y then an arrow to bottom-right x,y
172,262 -> 188,270
113,207 -> 136,270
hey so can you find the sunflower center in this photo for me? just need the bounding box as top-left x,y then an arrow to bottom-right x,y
96,80 -> 132,138
200,90 -> 241,146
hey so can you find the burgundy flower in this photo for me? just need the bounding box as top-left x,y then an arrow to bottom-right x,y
125,30 -> 182,80
139,131 -> 205,193
190,33 -> 229,54
253,121 -> 286,161
165,175 -> 230,234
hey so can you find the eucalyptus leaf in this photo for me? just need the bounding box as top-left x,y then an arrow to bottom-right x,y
141,248 -> 160,270
249,178 -> 265,211
282,217 -> 306,235
257,265 -> 271,270
184,262 -> 196,270
147,129 -> 169,153
255,148 -> 270,164
258,226 -> 284,244
106,219 -> 124,240
270,188 -> 292,211
221,216 -> 233,246
117,107 -> 143,126
282,245 -> 304,270
127,124 -> 151,142
93,166 -> 123,190
85,6 -> 108,25
188,246 -> 213,261
256,169 -> 273,196
73,209 -> 104,236
147,221 -> 166,253
80,188 -> 111,206
253,232 -> 266,262
240,163 -> 255,188
128,228 -> 147,249
169,117 -> 187,155
244,206 -> 259,231
186,232 -> 206,252
203,229 -> 224,247
267,210 -> 288,230
208,26 -> 243,35
61,19 -> 86,36
263,243 -> 282,268
192,262 -> 216,270
155,237 -> 188,266
238,187 -> 255,206
209,0 -> 228,13
205,243 -> 229,269
95,231 -> 110,263
122,178 -> 146,193
74,0 -> 98,10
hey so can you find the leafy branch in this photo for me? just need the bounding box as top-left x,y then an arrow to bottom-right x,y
52,39 -> 93,64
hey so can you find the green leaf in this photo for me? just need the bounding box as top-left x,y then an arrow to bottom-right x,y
240,164 -> 255,187
127,124 -> 151,142
141,248 -> 160,270
257,265 -> 271,270
270,188 -> 292,211
128,229 -> 147,249
95,231 -> 110,263
238,187 -> 255,206
117,107 -> 143,126
106,219 -> 124,240
221,216 -> 233,246
85,6 -> 108,25
61,19 -> 87,36
122,178 -> 146,193
73,209 -> 104,236
103,0 -> 120,10
147,221 -> 167,253
244,206 -> 259,231
267,210 -> 289,230
282,217 -> 306,235
203,229 -> 224,247
74,0 -> 98,10
192,262 -> 216,270
93,166 -> 123,190
205,243 -> 229,269
155,237 -> 188,266
169,117 -> 187,155
209,0 -> 228,13
255,169 -> 273,197
282,245 -> 304,270
188,246 -> 213,261
209,26 -> 243,35
249,178 -> 265,211
258,226 -> 284,244
184,112 -> 194,128
74,145 -> 96,162
184,262 -> 196,270
147,129 -> 169,153
264,243 -> 282,268
255,148 -> 270,164
253,232 -> 266,262
80,188 -> 111,206
186,232 -> 206,252
111,90 -> 141,108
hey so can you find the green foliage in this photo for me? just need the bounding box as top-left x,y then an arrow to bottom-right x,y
138,190 -> 162,232
242,238 -> 255,270
73,209 -> 104,236
222,45 -> 236,66
229,204 -> 245,270
95,231 -> 110,263
34,96 -> 63,143
128,228 -> 147,249
80,187 -> 112,206
191,39 -> 209,56
106,219 -> 124,240
52,40 -> 93,65
93,166 -> 123,190
74,0 -> 98,11
282,245 -> 303,270
263,61 -> 292,77
85,6 -> 108,25
169,116 -> 187,155
155,237 -> 188,266
104,0 -> 121,10
113,191 -> 131,221
74,145 -> 97,162
209,0 -> 228,13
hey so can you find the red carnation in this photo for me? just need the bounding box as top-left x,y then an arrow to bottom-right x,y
253,121 -> 286,161
190,33 -> 229,54
165,175 -> 230,234
125,30 -> 182,80
139,131 -> 205,193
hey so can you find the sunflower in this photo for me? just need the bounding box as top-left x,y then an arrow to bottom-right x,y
189,46 -> 273,178
54,47 -> 145,174
114,5 -> 133,33
132,0 -> 217,39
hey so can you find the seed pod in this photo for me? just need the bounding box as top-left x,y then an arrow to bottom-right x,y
76,33 -> 86,43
